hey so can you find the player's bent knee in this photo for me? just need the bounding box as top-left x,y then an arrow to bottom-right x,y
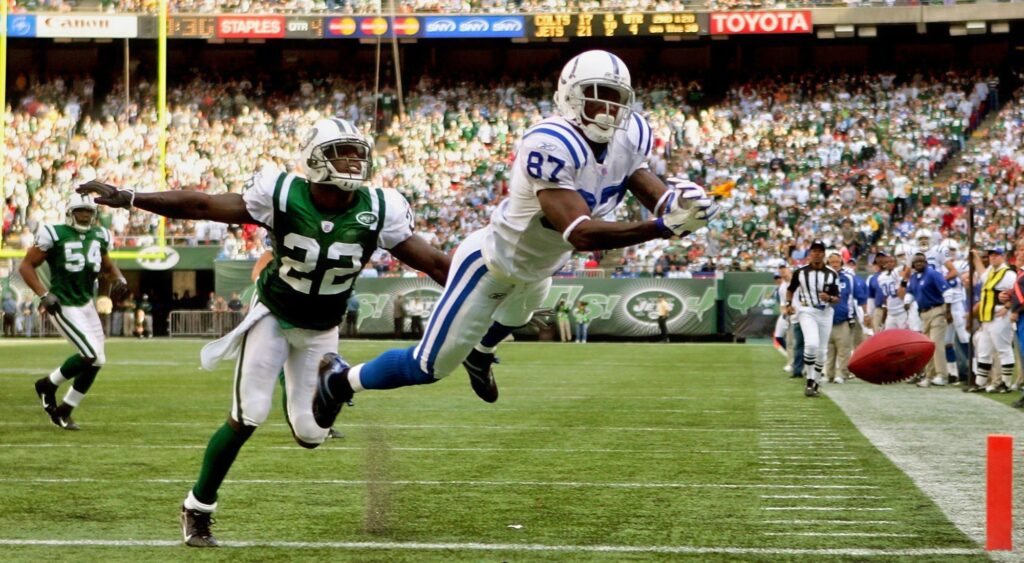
291,418 -> 327,448
80,355 -> 97,366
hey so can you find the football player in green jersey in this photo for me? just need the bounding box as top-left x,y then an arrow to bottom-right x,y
79,117 -> 449,548
19,193 -> 130,431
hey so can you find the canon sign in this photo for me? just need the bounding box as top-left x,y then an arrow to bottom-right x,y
709,11 -> 812,35
36,15 -> 138,38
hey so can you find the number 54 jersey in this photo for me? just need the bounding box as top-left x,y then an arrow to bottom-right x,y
35,224 -> 111,306
244,169 -> 414,331
483,114 -> 652,283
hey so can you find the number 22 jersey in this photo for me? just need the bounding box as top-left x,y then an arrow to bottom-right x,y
244,169 -> 414,330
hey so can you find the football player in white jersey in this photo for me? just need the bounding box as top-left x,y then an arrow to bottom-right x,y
878,253 -> 909,330
312,50 -> 718,422
940,240 -> 969,382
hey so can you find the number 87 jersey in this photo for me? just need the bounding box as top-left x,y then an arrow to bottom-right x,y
245,168 -> 414,331
484,113 -> 652,283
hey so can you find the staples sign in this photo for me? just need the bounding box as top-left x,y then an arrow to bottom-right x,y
36,15 -> 138,38
216,16 -> 285,39
709,11 -> 811,35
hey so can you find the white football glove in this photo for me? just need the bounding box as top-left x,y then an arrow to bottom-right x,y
657,178 -> 719,237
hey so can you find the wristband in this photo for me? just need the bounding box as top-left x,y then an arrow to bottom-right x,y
126,189 -> 136,208
900,280 -> 908,288
654,190 -> 674,216
653,217 -> 674,239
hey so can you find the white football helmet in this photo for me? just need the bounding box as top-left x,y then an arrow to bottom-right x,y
941,239 -> 960,258
554,50 -> 635,144
300,118 -> 372,191
915,228 -> 932,252
65,193 -> 97,233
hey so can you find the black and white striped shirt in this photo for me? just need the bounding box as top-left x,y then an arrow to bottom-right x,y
788,265 -> 840,309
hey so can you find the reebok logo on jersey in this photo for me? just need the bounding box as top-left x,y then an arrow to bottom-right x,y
356,212 -> 377,226
321,221 -> 334,233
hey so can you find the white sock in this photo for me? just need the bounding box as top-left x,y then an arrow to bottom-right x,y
63,389 -> 84,408
474,343 -> 497,354
348,364 -> 365,393
184,490 -> 217,513
49,368 -> 68,387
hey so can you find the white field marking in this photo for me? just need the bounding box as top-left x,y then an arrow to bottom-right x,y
760,468 -> 863,472
0,538 -> 981,556
763,532 -> 917,538
762,507 -> 893,512
765,475 -> 869,480
761,462 -> 854,466
0,443 -> 744,455
0,477 -> 881,490
760,455 -> 856,460
0,421 -> 759,433
825,378 -> 1024,551
761,495 -> 884,499
765,524 -> 901,528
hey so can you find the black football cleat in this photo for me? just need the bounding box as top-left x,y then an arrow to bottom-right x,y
313,353 -> 353,429
327,428 -> 345,439
804,380 -> 820,398
34,377 -> 57,414
180,505 -> 218,547
463,349 -> 499,403
49,404 -> 79,431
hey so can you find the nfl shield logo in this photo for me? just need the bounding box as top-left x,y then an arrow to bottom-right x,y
321,221 -> 334,233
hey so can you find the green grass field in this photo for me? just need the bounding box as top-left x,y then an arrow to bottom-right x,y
0,339 -> 989,561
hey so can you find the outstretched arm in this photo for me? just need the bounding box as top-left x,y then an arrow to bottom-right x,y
77,181 -> 256,225
627,168 -> 671,215
538,188 -> 665,251
389,235 -> 451,286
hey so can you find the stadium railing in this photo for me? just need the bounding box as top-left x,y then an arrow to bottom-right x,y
169,310 -> 243,338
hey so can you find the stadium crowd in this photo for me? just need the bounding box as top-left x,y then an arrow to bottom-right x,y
2,68 -> 1021,280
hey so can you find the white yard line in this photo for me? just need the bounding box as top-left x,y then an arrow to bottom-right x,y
0,538 -> 981,556
761,495 -> 884,499
762,507 -> 893,512
0,477 -> 881,489
763,532 -> 916,538
825,383 -> 1024,557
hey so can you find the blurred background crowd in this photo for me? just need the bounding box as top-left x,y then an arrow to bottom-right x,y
5,65 -> 1021,278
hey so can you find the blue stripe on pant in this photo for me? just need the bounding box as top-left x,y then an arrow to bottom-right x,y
358,251 -> 488,390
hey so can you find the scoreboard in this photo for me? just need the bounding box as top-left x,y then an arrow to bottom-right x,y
529,13 -> 704,38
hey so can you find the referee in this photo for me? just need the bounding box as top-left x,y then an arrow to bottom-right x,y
784,240 -> 841,397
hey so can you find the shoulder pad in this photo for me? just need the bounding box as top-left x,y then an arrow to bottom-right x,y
522,121 -> 589,169
627,112 -> 653,158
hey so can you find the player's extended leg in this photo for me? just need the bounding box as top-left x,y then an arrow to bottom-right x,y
281,326 -> 339,448
314,248 -> 510,428
181,315 -> 288,548
36,304 -> 106,430
463,277 -> 551,403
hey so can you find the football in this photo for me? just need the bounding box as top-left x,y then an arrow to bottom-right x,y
848,329 -> 935,385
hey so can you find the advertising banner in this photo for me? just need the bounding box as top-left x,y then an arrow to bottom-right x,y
324,16 -> 421,38
216,15 -> 286,39
6,14 -> 36,38
211,269 -> 783,337
35,14 -> 138,38
420,15 -> 525,38
708,10 -> 812,34
529,12 -> 703,38
720,272 -> 777,334
283,16 -> 324,38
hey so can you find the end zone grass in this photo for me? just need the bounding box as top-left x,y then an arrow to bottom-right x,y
0,339 -> 985,561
